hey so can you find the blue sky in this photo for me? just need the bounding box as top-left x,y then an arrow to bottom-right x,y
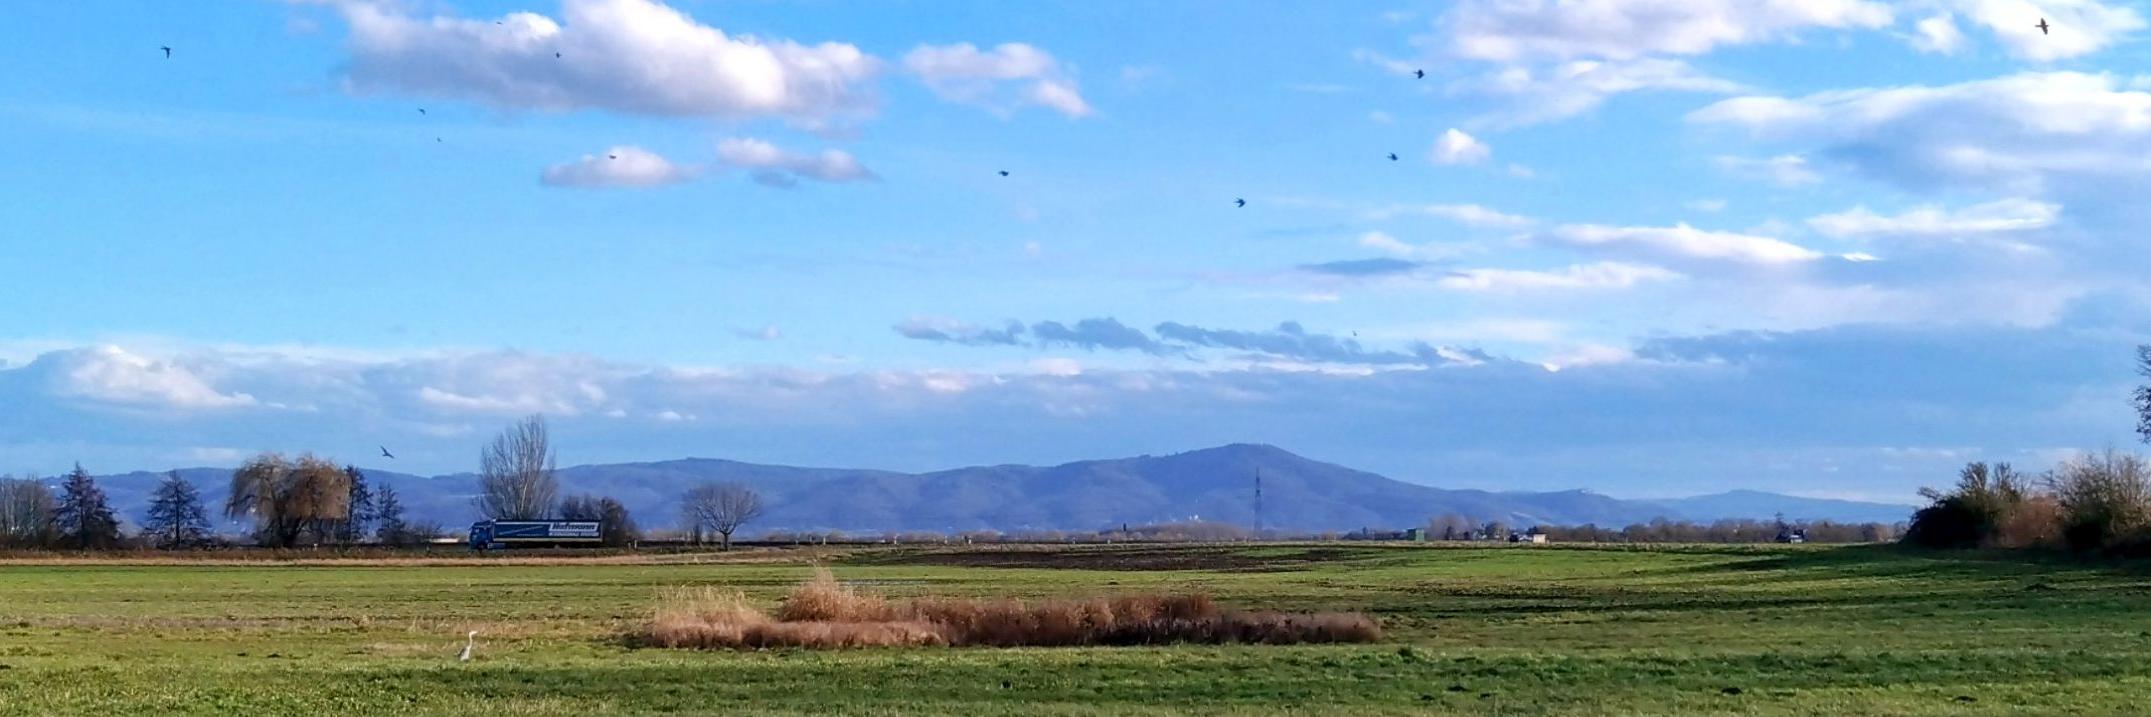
2,0 -> 2147,501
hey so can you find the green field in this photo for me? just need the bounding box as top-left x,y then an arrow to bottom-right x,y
2,543 -> 2148,715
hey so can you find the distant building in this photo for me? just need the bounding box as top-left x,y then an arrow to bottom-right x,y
1776,527 -> 1806,544
1509,532 -> 1548,544
1403,528 -> 1426,542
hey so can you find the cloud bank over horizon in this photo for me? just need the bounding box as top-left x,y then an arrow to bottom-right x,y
3,0 -> 2150,502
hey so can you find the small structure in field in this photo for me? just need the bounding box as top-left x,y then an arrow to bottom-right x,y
1509,531 -> 1548,544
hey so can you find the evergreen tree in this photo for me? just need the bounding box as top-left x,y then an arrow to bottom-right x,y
142,470 -> 211,549
374,483 -> 409,546
52,464 -> 121,549
336,466 -> 375,544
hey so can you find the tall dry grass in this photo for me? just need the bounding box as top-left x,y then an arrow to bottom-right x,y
645,568 -> 1380,650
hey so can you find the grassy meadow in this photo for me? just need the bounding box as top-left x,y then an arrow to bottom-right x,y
1,543 -> 2148,715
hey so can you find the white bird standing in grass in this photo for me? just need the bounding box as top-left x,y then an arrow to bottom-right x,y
458,630 -> 477,662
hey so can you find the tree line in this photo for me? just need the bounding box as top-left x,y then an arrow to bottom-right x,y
0,414 -> 769,551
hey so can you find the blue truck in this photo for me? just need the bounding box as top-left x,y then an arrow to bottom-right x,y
467,520 -> 603,550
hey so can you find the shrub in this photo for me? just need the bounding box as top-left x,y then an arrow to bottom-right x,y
1993,495 -> 2063,549
1904,462 -> 2031,549
2047,449 -> 2151,553
644,570 -> 1380,650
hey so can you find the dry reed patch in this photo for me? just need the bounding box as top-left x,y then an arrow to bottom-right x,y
642,569 -> 1380,650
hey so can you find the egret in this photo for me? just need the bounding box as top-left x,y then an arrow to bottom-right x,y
458,630 -> 477,662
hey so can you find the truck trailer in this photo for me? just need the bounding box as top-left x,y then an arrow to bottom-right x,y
468,520 -> 603,550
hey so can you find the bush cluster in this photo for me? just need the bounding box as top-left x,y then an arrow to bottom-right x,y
1905,451 -> 2151,555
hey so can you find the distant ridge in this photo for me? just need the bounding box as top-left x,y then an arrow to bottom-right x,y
78,444 -> 1915,534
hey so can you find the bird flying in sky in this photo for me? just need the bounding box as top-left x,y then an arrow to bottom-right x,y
1234,198 -> 1246,208
1413,69 -> 1424,79
2037,18 -> 2050,34
380,446 -> 395,459
1387,153 -> 1398,161
160,46 -> 171,59
998,170 -> 1010,177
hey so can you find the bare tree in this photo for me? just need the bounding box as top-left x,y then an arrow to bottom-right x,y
683,482 -> 763,550
226,453 -> 351,548
0,475 -> 55,548
476,415 -> 559,520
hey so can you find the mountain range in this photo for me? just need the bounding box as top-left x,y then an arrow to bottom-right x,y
74,444 -> 1914,535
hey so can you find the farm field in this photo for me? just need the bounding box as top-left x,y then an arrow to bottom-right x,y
2,543 -> 2149,716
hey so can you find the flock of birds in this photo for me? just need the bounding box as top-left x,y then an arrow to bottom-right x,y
153,14 -> 2058,213
152,13 -> 2060,665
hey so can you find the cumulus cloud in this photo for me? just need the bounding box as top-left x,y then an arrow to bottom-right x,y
18,346 -> 256,410
715,137 -> 876,187
1689,72 -> 2151,195
1446,0 -> 1893,61
1432,128 -> 1492,165
330,0 -> 879,122
902,42 -> 1092,118
1713,154 -> 1821,186
1547,223 -> 1826,264
540,145 -> 694,188
1807,198 -> 2061,238
1437,262 -> 1683,291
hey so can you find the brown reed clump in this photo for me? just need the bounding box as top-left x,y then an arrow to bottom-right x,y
644,570 -> 1380,650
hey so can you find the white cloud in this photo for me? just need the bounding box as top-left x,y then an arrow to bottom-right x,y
1373,202 -> 1536,228
540,145 -> 694,188
30,346 -> 256,410
1446,0 -> 1894,61
331,0 -> 879,122
1541,343 -> 1637,370
1690,72 -> 2151,194
1473,57 -> 1745,125
1909,13 -> 1967,54
1549,223 -> 1825,264
1714,154 -> 1821,186
1438,262 -> 1683,290
715,137 -> 876,187
1432,128 -> 1492,165
1357,231 -> 1477,261
1808,198 -> 2060,237
1951,0 -> 2144,61
903,42 -> 1092,118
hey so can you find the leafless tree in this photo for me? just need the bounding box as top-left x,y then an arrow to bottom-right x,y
0,475 -> 56,548
226,453 -> 351,548
476,415 -> 559,520
683,482 -> 763,550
